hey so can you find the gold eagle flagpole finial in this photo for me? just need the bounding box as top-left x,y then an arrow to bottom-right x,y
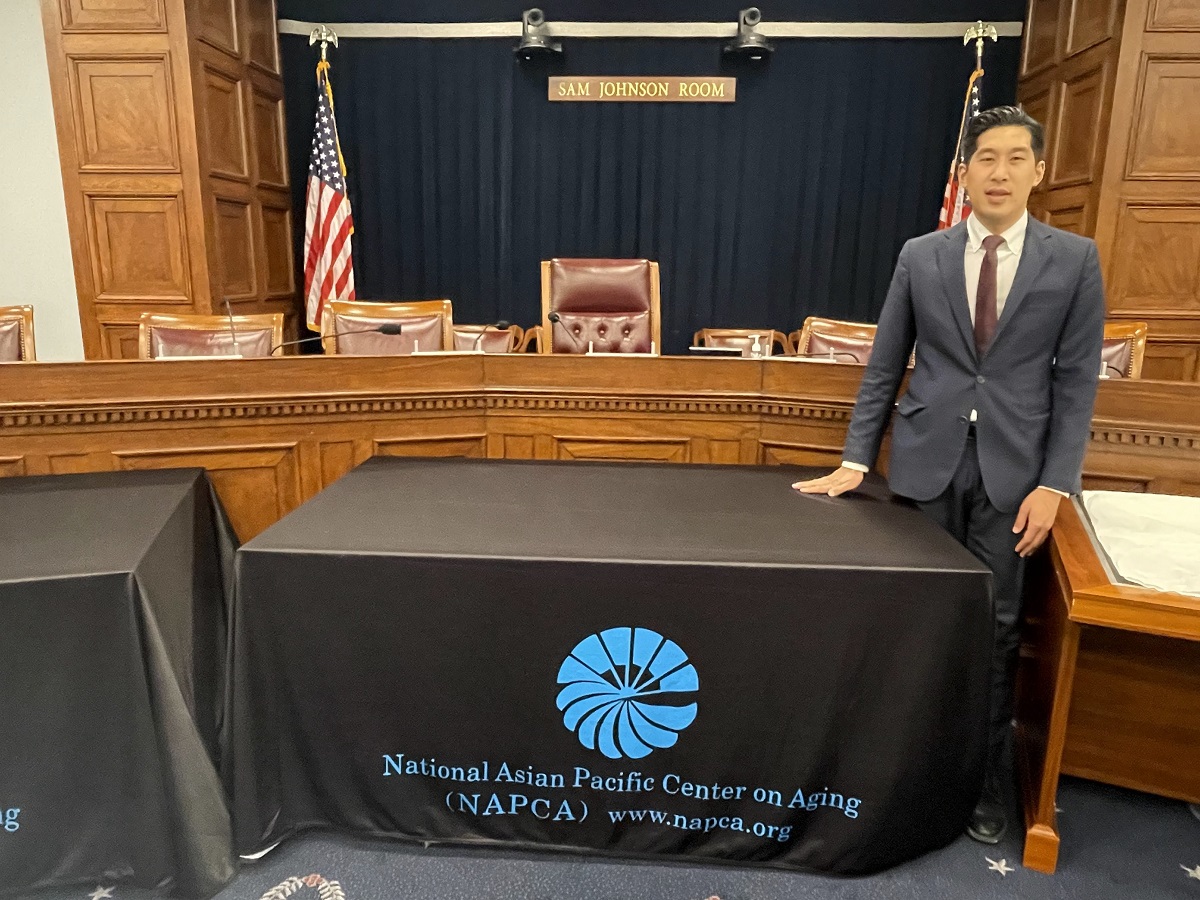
963,20 -> 998,72
308,23 -> 339,62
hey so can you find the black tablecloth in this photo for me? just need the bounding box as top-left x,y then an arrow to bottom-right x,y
232,457 -> 992,874
0,469 -> 236,897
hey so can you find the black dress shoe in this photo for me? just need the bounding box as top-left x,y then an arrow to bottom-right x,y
967,795 -> 1008,844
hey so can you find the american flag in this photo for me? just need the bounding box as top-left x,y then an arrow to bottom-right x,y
937,68 -> 983,230
304,60 -> 355,329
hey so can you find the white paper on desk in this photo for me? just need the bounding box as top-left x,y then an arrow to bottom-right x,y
1081,491 -> 1200,597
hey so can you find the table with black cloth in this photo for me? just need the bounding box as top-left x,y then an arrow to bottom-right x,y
0,469 -> 236,898
231,457 -> 992,874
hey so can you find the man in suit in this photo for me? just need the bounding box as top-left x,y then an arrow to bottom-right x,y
795,106 -> 1106,844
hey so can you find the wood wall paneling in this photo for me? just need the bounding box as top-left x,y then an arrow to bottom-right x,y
1080,473 -> 1151,490
245,0 -> 280,74
196,0 -> 238,55
1142,342 -> 1200,379
250,87 -> 287,188
1051,63 -> 1108,187
1023,0 -> 1200,380
1127,56 -> 1200,178
60,0 -> 166,32
1146,0 -> 1200,30
500,434 -> 536,459
0,457 -> 28,477
1045,200 -> 1090,232
1067,0 -> 1122,55
86,194 -> 190,302
1110,204 -> 1200,310
759,443 -> 846,468
201,63 -> 248,180
318,440 -> 359,488
374,436 -> 489,459
40,0 -> 297,357
100,323 -> 140,359
114,443 -> 301,540
1025,0 -> 1066,75
259,202 -> 295,297
71,56 -> 178,171
553,437 -> 690,463
215,197 -> 256,300
189,0 -> 298,332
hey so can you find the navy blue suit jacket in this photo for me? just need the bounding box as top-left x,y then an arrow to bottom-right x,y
841,217 -> 1106,513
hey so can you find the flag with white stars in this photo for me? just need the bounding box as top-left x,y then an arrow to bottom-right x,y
303,59 -> 356,329
937,67 -> 984,230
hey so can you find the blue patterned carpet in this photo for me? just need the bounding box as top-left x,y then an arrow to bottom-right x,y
24,777 -> 1200,900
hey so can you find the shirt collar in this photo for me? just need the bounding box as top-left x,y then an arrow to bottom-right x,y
966,210 -> 1029,255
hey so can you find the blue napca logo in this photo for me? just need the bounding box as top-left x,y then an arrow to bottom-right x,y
556,627 -> 698,759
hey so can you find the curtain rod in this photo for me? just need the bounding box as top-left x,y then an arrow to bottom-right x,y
277,19 -> 1023,40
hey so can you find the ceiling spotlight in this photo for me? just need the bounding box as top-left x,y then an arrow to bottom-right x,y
515,8 -> 562,60
724,8 -> 773,62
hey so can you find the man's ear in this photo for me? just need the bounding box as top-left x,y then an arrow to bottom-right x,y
1033,158 -> 1046,187
958,161 -> 968,182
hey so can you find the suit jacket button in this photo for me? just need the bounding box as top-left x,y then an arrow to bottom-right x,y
976,375 -> 986,384
959,415 -> 969,423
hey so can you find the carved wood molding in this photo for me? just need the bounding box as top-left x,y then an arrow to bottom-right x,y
1089,424 -> 1200,451
0,390 -> 858,427
11,395 -> 1200,454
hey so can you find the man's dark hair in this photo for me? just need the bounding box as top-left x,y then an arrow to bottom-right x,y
961,106 -> 1045,162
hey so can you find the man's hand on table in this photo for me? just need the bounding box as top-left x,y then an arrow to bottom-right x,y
792,466 -> 864,497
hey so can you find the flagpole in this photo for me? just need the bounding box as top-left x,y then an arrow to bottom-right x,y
303,23 -> 356,330
938,22 -> 997,229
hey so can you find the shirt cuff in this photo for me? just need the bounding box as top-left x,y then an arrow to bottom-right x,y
1037,485 -> 1070,498
841,461 -> 869,473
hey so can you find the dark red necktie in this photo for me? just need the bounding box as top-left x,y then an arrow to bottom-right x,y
974,234 -> 1005,356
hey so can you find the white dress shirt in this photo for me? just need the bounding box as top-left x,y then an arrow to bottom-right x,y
841,211 -> 1068,498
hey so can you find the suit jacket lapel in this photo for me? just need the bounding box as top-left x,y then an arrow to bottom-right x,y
992,218 -> 1052,346
935,224 -> 977,363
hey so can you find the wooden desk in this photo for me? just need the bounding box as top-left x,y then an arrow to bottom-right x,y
1,357 -> 1198,540
1016,499 -> 1200,875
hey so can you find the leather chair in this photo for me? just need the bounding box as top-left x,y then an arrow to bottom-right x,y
138,312 -> 283,359
1101,320 -> 1148,379
515,328 -> 540,352
452,323 -> 523,353
693,328 -> 792,357
791,317 -> 879,364
322,300 -> 453,355
540,259 -> 661,354
0,305 -> 35,361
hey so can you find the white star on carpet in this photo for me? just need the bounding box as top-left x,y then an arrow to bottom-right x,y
986,857 -> 1015,876
88,888 -> 114,900
1182,864 -> 1200,881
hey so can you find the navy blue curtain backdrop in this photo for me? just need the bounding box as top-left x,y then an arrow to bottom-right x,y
278,2 -> 1024,352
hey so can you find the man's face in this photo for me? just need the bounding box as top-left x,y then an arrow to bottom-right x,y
958,125 -> 1045,227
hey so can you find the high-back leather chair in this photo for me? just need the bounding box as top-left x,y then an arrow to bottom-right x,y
138,312 -> 283,359
452,323 -> 523,353
791,317 -> 878,364
0,305 -> 35,361
693,328 -> 792,357
322,300 -> 453,355
540,259 -> 661,354
1101,321 -> 1148,379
